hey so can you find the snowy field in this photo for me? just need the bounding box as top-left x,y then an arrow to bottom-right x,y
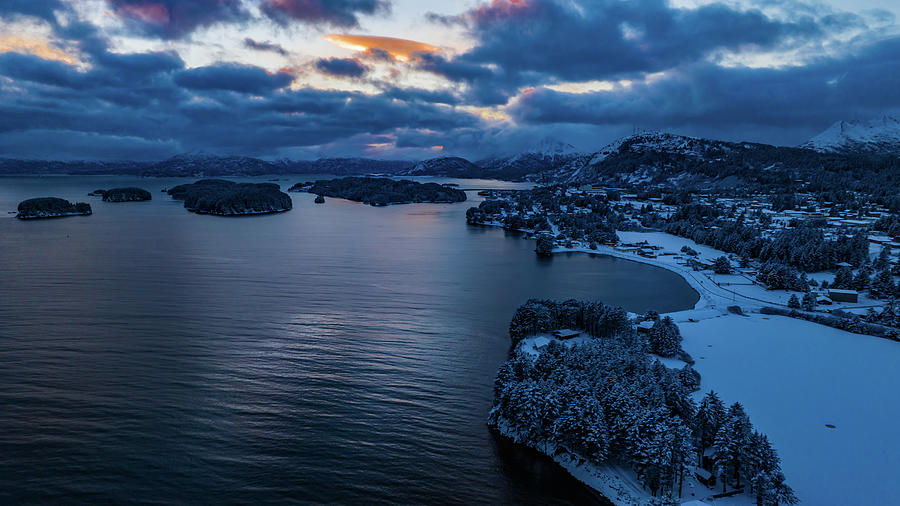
680,313 -> 900,506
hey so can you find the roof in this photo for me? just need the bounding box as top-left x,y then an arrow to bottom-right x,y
829,289 -> 858,295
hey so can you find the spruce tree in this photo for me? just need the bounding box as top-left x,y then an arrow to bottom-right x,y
649,316 -> 682,357
802,291 -> 816,311
787,294 -> 800,309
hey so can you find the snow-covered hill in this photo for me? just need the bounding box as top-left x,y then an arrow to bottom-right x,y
801,116 -> 900,155
545,131 -> 765,185
142,154 -> 279,177
477,137 -> 582,180
403,156 -> 482,177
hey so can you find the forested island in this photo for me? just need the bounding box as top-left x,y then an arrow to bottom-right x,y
491,299 -> 796,505
167,179 -> 292,216
16,197 -> 92,219
91,187 -> 153,202
289,177 -> 466,206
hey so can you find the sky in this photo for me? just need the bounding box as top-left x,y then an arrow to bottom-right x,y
0,0 -> 899,161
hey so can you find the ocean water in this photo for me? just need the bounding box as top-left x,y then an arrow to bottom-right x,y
0,176 -> 698,504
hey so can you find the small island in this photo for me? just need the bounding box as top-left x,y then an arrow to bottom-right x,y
314,195 -> 326,204
289,177 -> 467,206
167,179 -> 292,216
17,197 -> 92,219
101,187 -> 152,202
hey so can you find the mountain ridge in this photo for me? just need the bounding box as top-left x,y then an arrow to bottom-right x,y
802,116 -> 900,155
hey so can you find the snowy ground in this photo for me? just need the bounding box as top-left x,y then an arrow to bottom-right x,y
679,313 -> 900,506
557,231 -> 886,313
501,226 -> 898,504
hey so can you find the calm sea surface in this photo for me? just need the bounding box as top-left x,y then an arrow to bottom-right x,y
0,175 -> 698,504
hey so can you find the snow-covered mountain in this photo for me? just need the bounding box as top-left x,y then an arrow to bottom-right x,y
277,158 -> 410,175
142,154 -> 280,177
546,131 -> 763,184
801,116 -> 900,155
476,137 -> 582,180
403,157 -> 482,178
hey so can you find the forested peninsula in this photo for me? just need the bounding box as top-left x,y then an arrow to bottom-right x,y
289,177 -> 467,206
491,299 -> 796,505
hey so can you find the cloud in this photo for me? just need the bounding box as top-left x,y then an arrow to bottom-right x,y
243,38 -> 289,56
421,0 -> 843,105
380,87 -> 458,105
314,57 -> 368,78
0,34 -> 80,65
507,36 -> 900,144
173,63 -> 294,94
0,129 -> 180,160
261,0 -> 390,28
105,0 -> 247,39
0,0 -> 68,23
0,42 -> 481,160
324,34 -> 437,61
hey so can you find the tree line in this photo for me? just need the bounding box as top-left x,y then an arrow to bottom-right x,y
492,299 -> 796,504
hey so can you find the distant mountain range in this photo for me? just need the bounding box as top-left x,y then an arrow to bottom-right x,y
801,116 -> 900,155
2,126 -> 898,190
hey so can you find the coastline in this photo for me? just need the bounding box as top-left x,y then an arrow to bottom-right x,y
484,223 -> 896,505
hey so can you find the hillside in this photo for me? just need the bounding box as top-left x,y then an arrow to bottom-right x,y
142,154 -> 280,177
477,138 -> 582,181
801,117 -> 900,155
403,157 -> 482,178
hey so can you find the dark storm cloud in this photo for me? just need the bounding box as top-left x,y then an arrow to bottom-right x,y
508,36 -> 900,143
173,64 -> 294,94
243,38 -> 290,56
380,87 -> 459,105
0,52 -> 84,88
105,0 -> 247,39
421,0 -> 844,105
314,57 -> 369,78
0,43 -> 480,159
260,0 -> 390,28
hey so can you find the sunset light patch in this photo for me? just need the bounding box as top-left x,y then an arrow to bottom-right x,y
0,35 -> 79,65
325,34 -> 439,62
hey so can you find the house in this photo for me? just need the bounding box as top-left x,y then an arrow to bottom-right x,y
694,467 -> 716,488
552,330 -> 581,340
579,184 -> 607,197
636,321 -> 655,334
828,289 -> 859,303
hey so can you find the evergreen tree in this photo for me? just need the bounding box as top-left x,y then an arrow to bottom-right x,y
694,391 -> 726,465
787,294 -> 800,309
714,256 -> 732,274
714,403 -> 752,491
852,265 -> 872,291
535,236 -> 554,257
648,316 -> 682,357
833,266 -> 853,289
801,291 -> 816,311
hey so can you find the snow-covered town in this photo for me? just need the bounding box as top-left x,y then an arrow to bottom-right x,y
470,179 -> 900,505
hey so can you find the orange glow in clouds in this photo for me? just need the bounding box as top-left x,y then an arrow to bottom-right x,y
0,35 -> 79,65
325,34 -> 439,62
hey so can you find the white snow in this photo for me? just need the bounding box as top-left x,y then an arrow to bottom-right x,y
802,116 -> 900,154
680,313 -> 900,506
558,231 -> 885,313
